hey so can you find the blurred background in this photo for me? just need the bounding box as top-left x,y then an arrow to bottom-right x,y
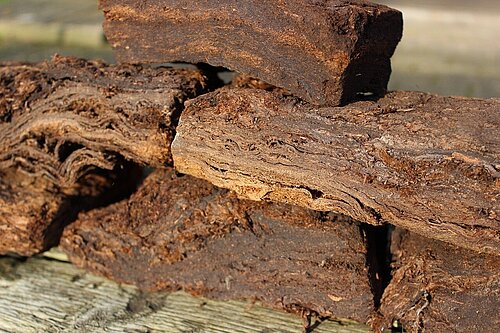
0,0 -> 498,98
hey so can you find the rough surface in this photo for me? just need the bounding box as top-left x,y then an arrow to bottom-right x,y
172,88 -> 500,255
0,256 -> 371,333
0,56 -> 208,255
0,55 -> 207,184
230,74 -> 289,94
61,169 -> 375,323
100,0 -> 403,106
0,163 -> 140,256
377,229 -> 500,333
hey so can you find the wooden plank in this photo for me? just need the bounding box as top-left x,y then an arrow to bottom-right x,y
100,0 -> 403,106
60,168 -> 376,324
171,88 -> 500,255
0,255 -> 371,333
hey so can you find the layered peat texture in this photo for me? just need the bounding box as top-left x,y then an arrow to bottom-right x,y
61,169 -> 375,323
0,56 -> 208,255
377,229 -> 500,332
99,0 -> 403,106
172,88 -> 500,255
0,56 -> 208,179
0,164 -> 140,256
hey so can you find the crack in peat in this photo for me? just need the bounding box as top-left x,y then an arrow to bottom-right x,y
361,224 -> 392,310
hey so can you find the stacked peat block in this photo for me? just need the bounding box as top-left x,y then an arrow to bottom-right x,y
1,1 -> 499,332
0,57 -> 209,255
61,168 -> 377,323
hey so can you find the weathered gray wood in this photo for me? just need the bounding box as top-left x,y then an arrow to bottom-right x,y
172,88 -> 500,255
0,255 -> 371,333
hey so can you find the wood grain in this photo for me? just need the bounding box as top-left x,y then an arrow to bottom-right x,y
0,256 -> 371,333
